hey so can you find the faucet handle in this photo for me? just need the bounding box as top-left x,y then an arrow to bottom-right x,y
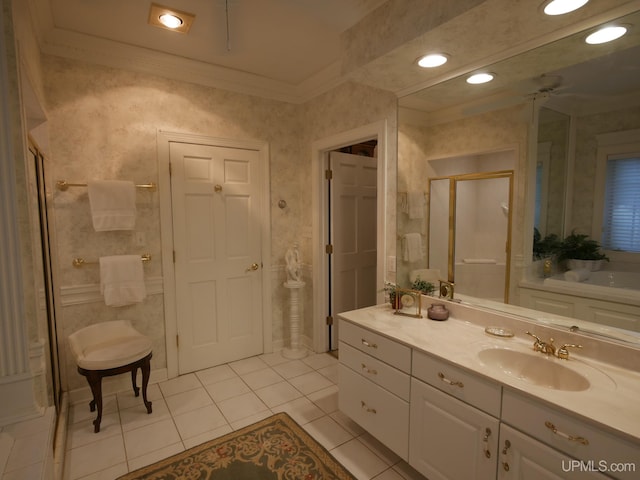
557,343 -> 583,360
525,331 -> 544,351
525,331 -> 541,342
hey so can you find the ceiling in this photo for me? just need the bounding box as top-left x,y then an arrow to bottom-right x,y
26,0 -> 640,106
30,0 -> 387,102
399,7 -> 640,124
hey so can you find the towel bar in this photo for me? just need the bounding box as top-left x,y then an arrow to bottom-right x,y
56,180 -> 156,191
73,253 -> 151,268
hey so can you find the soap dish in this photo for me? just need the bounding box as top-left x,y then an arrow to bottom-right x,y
485,326 -> 514,338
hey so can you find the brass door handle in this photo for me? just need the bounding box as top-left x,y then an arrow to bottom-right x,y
214,184 -> 223,192
482,427 -> 492,458
246,263 -> 259,272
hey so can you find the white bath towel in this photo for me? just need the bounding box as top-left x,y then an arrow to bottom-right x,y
403,233 -> 424,263
564,268 -> 591,283
408,191 -> 425,219
100,255 -> 146,307
88,180 -> 136,231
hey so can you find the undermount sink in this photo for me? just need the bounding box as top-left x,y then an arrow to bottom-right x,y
477,348 -> 596,391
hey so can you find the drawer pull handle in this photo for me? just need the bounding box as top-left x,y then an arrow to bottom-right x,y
438,371 -> 464,388
361,339 -> 378,349
483,427 -> 492,458
361,401 -> 377,414
361,363 -> 378,375
545,421 -> 589,445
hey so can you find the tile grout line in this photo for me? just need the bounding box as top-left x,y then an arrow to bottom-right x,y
65,352 -> 400,480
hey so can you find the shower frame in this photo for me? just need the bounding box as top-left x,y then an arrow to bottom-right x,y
428,170 -> 514,303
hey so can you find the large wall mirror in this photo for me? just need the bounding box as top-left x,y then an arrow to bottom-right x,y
397,8 -> 640,344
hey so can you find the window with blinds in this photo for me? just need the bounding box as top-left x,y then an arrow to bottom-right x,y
602,155 -> 640,252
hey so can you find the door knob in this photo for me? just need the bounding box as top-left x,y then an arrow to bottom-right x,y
214,184 -> 223,192
246,263 -> 259,272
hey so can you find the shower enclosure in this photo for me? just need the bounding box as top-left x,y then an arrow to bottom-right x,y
428,171 -> 513,303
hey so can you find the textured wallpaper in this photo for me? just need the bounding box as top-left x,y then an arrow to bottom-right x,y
398,104 -> 529,299
42,55 -> 396,391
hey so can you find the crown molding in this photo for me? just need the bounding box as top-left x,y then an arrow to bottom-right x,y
38,26 -> 348,104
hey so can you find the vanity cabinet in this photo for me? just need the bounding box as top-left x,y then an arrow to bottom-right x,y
519,287 -> 640,332
338,321 -> 411,460
409,351 -> 501,480
497,424 -> 608,479
502,390 -> 639,480
337,313 -> 639,480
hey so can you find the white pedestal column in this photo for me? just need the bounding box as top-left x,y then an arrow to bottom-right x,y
282,280 -> 307,359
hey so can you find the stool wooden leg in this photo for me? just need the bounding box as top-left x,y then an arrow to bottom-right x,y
141,357 -> 152,414
131,367 -> 140,397
85,371 -> 103,433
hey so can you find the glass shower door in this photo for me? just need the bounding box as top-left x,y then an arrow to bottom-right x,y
454,173 -> 512,303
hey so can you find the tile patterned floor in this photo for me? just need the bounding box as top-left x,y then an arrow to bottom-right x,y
63,351 -> 426,480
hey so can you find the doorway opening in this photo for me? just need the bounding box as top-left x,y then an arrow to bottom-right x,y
311,120 -> 389,355
327,141 -> 378,351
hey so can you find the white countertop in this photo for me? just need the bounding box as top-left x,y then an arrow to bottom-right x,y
338,303 -> 640,444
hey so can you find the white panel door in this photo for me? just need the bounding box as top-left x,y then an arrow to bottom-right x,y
330,151 -> 377,336
170,142 -> 263,374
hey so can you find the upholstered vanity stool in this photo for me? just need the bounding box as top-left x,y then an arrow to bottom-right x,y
68,320 -> 153,432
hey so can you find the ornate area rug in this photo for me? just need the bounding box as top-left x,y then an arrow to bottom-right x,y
117,412 -> 356,479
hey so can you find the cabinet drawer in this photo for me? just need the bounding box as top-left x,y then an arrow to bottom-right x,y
338,364 -> 409,460
339,320 -> 411,373
339,341 -> 410,400
412,350 -> 501,417
502,390 -> 639,480
498,424 -> 609,479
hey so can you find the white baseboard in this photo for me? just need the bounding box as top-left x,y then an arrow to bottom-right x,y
0,373 -> 43,427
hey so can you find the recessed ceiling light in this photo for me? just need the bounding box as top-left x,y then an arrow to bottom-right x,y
417,53 -> 449,68
585,25 -> 628,44
467,73 -> 495,84
159,13 -> 183,29
148,3 -> 195,34
542,0 -> 589,16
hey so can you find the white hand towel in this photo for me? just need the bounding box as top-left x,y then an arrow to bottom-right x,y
403,233 -> 424,263
88,180 -> 136,231
564,268 -> 590,283
100,255 -> 146,307
408,191 -> 425,219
